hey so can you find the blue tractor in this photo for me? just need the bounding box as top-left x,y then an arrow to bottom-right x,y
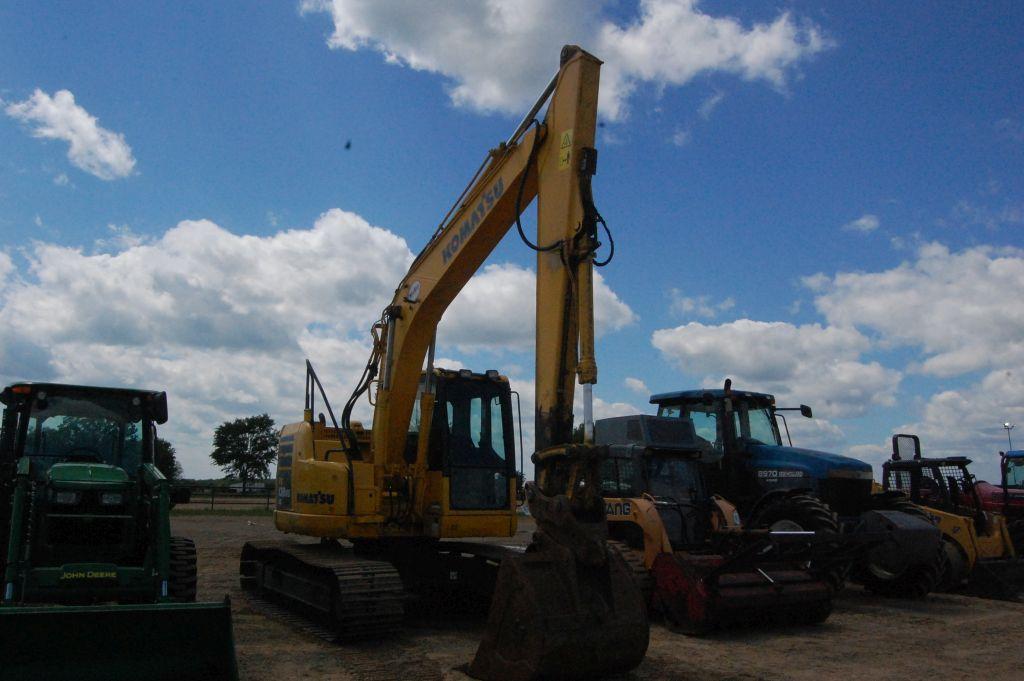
650,380 -> 944,597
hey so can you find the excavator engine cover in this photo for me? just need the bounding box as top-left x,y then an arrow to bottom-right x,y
468,480 -> 648,680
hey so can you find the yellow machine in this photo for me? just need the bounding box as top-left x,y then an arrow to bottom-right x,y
882,434 -> 1023,600
240,45 -> 648,680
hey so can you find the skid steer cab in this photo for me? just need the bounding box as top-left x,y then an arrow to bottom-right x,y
0,382 -> 237,681
883,434 -> 1023,600
596,415 -> 833,633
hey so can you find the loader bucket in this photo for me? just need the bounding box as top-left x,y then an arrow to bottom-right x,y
0,598 -> 238,681
467,540 -> 649,681
965,559 -> 1024,602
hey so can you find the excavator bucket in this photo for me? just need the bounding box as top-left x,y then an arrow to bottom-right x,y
0,598 -> 238,681
468,479 -> 649,681
468,539 -> 648,681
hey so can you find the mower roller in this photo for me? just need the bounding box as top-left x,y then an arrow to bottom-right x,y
0,382 -> 238,681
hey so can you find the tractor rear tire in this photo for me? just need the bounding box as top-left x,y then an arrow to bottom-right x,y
748,493 -> 846,590
169,536 -> 198,602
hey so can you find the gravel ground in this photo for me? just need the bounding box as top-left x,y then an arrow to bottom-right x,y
173,513 -> 1024,681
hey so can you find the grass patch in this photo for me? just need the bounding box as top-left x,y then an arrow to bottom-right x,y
171,507 -> 273,517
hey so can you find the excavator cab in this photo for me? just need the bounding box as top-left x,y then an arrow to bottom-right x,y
414,370 -> 516,512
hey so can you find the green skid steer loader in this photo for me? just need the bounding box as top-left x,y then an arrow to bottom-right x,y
0,382 -> 237,681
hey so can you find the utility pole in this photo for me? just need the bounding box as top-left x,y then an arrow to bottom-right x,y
1004,422 -> 1015,450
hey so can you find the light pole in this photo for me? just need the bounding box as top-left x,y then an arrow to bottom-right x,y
1004,422 -> 1015,450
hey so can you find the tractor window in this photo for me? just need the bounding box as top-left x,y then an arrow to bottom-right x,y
1,407 -> 16,461
732,404 -> 780,446
21,394 -> 146,477
1006,459 -> 1024,489
658,403 -> 722,451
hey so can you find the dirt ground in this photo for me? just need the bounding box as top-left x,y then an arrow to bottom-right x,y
173,514 -> 1024,681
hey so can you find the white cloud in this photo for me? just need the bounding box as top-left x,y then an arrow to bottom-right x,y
302,0 -> 831,120
670,128 -> 691,147
842,214 -> 879,233
0,252 -> 13,289
4,89 -> 136,180
950,200 -> 1024,231
669,289 -> 735,318
848,369 -> 1023,483
624,377 -> 649,395
441,263 -> 636,352
783,415 -> 846,453
698,90 -> 725,119
651,319 -> 901,418
0,211 -> 635,477
808,242 -> 1024,377
53,173 -> 69,186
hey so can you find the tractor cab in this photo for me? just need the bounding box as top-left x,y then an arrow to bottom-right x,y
1,382 -> 167,480
1,382 -> 169,577
1002,451 -> 1024,490
651,384 -> 873,519
596,415 -> 719,549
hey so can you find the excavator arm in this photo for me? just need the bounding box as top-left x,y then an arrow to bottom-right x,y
363,45 -> 603,479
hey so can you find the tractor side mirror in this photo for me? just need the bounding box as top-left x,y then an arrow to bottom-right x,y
800,405 -> 813,418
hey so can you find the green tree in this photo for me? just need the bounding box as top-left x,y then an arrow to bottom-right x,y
155,437 -> 183,480
210,414 -> 278,492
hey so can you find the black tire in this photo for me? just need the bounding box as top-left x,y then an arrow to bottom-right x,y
169,536 -> 198,602
748,493 -> 846,590
858,542 -> 947,599
858,494 -> 946,598
938,538 -> 969,591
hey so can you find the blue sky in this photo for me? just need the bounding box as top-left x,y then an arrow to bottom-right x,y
1,1 -> 1022,479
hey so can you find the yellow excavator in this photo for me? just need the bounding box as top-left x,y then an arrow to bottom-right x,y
240,45 -> 648,680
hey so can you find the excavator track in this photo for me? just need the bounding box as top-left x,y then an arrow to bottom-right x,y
240,540 -> 404,641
